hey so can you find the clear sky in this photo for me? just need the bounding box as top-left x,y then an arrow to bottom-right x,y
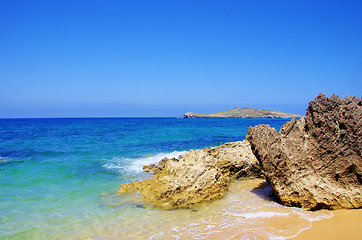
1,0 -> 361,117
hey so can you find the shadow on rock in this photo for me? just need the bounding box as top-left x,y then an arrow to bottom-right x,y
251,181 -> 279,203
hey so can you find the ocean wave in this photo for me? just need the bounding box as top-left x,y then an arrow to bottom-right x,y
0,156 -> 24,165
291,208 -> 334,222
102,151 -> 187,174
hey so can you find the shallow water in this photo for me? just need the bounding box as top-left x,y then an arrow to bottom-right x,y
0,117 -> 332,240
57,180 -> 332,240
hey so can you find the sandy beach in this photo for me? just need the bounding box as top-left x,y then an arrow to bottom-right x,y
292,209 -> 362,240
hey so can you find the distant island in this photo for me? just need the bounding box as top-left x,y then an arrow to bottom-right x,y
181,107 -> 302,118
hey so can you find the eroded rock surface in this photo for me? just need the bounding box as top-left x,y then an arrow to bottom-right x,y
247,93 -> 362,210
143,157 -> 178,174
119,149 -> 228,209
119,140 -> 261,209
207,141 -> 262,180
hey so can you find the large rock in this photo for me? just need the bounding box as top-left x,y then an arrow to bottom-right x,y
119,149 -> 228,209
247,93 -> 362,210
118,140 -> 262,209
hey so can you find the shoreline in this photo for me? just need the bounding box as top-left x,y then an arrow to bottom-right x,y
183,179 -> 361,240
291,209 -> 362,240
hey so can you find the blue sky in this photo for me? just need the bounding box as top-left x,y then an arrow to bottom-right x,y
1,0 -> 361,117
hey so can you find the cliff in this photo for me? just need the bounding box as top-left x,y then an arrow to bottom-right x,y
182,107 -> 302,118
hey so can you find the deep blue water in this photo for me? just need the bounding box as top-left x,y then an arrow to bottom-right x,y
0,117 -> 291,239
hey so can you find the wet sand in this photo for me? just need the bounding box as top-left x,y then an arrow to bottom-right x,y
292,209 -> 362,240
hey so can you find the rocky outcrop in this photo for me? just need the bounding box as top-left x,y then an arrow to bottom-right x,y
247,93 -> 362,210
119,149 -> 229,209
119,140 -> 262,209
182,112 -> 202,118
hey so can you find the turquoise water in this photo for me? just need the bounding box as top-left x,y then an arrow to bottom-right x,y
1,117 -> 330,239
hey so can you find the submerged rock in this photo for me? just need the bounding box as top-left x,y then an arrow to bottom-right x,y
247,93 -> 362,210
118,140 -> 262,209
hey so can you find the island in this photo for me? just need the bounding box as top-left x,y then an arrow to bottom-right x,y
181,107 -> 302,118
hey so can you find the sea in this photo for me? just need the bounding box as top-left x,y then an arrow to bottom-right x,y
0,118 -> 332,240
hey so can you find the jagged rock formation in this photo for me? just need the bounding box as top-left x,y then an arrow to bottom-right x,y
247,93 -> 362,210
182,107 -> 302,118
119,149 -> 229,209
119,140 -> 262,209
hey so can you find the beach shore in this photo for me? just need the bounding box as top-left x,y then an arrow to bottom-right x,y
291,209 -> 362,240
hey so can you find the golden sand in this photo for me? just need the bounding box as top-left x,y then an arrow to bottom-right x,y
291,208 -> 362,240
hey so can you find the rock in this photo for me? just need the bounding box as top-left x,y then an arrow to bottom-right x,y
119,149 -> 228,209
247,93 -> 362,210
182,112 -> 200,118
143,157 -> 178,174
207,141 -> 263,180
118,140 -> 262,209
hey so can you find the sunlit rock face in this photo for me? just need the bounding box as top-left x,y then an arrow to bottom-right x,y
247,93 -> 362,210
119,149 -> 229,209
118,140 -> 262,209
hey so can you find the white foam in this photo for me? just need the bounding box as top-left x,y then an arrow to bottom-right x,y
103,163 -> 124,171
102,151 -> 187,174
128,151 -> 187,173
224,210 -> 290,219
0,156 -> 10,164
291,209 -> 334,222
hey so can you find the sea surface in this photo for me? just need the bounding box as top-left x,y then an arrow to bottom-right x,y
0,118 -> 332,240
